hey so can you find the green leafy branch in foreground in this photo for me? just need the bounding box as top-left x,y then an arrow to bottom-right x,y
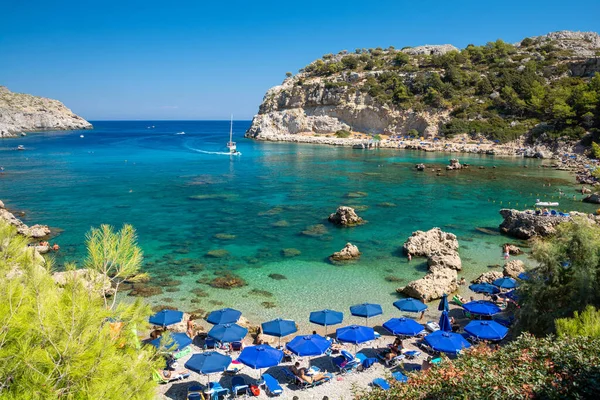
0,220 -> 159,399
357,334 -> 600,400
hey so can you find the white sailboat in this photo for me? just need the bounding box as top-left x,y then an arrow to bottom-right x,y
226,115 -> 241,155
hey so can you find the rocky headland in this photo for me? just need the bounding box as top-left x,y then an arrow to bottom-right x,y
246,31 -> 600,166
0,200 -> 51,238
399,228 -> 461,301
498,208 -> 599,239
0,86 -> 92,137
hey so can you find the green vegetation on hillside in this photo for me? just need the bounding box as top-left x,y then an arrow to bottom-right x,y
0,221 -> 158,399
299,38 -> 600,143
517,218 -> 600,335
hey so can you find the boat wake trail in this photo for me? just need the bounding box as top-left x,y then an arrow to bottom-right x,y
184,144 -> 236,156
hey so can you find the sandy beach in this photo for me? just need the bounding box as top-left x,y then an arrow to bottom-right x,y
156,289 -> 511,400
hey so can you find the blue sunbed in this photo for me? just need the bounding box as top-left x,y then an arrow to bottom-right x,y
262,373 -> 283,396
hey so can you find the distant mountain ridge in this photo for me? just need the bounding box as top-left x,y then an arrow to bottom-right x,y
247,30 -> 600,144
0,86 -> 92,137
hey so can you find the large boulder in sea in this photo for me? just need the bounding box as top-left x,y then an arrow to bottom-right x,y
503,259 -> 525,278
328,206 -> 364,226
329,243 -> 361,262
583,193 -> 600,204
472,270 -> 504,284
498,209 -> 564,239
427,252 -> 462,271
399,267 -> 458,302
403,228 -> 459,257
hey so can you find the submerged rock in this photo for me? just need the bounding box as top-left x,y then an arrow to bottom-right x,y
329,243 -> 361,262
328,206 -> 364,226
209,273 -> 247,289
281,248 -> 301,257
301,224 -> 328,237
205,249 -> 230,258
268,273 -> 287,280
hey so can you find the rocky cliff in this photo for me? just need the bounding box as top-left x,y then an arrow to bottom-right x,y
0,86 -> 92,137
247,31 -> 600,144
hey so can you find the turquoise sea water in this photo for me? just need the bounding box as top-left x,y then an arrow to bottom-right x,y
0,121 -> 595,327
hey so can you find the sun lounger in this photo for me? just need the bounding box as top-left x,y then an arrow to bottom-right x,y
333,350 -> 361,373
225,360 -> 244,374
376,350 -> 404,367
262,374 -> 283,396
173,346 -> 192,360
152,369 -> 190,384
356,353 -> 377,370
208,382 -> 230,399
231,376 -> 248,398
187,394 -> 203,400
187,385 -> 205,400
372,378 -> 390,390
401,350 -> 422,359
282,368 -> 332,389
392,371 -> 408,382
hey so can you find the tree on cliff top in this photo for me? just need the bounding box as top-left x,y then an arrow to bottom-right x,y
0,221 -> 159,399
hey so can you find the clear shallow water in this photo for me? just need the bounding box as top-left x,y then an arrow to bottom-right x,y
0,121 -> 595,327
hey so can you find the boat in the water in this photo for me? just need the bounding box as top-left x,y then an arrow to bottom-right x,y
176,132 -> 185,135
226,115 -> 241,155
535,201 -> 559,207
17,145 -> 25,151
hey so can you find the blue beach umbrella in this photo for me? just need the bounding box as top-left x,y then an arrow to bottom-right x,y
517,272 -> 530,281
286,334 -> 331,357
493,277 -> 518,289
207,323 -> 248,343
309,309 -> 344,336
261,319 -> 298,347
424,331 -> 471,355
504,290 -> 520,301
393,298 -> 427,313
149,309 -> 184,327
185,351 -> 232,385
382,317 -> 425,337
439,311 -> 452,332
464,320 -> 509,341
238,345 -> 283,369
463,300 -> 502,316
438,293 -> 449,312
336,325 -> 375,345
469,283 -> 500,295
149,332 -> 193,352
350,303 -> 383,325
206,308 -> 242,325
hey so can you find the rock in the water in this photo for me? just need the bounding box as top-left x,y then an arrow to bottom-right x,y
329,242 -> 361,262
52,268 -> 114,296
505,244 -> 523,255
499,209 -> 564,239
427,252 -> 462,271
403,228 -> 459,257
328,206 -> 364,226
583,193 -> 600,204
472,271 -> 504,284
399,267 -> 458,302
503,259 -> 525,278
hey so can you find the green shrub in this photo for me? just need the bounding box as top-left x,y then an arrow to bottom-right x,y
356,334 -> 600,399
335,129 -> 351,138
592,142 -> 600,159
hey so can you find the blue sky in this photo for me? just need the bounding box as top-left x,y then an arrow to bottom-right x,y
1,0 -> 599,120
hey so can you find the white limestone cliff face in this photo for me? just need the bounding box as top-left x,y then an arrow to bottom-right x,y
0,86 -> 92,137
246,75 -> 449,140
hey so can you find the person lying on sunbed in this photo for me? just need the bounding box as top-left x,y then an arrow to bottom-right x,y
382,338 -> 403,364
290,362 -> 328,384
158,368 -> 188,380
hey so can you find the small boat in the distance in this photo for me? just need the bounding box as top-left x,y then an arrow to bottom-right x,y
17,145 -> 25,151
176,132 -> 185,135
226,115 -> 241,156
535,200 -> 559,207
